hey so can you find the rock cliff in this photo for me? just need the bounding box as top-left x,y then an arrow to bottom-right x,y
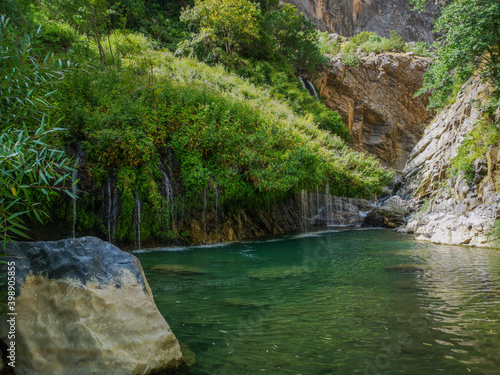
400,77 -> 500,247
314,53 -> 431,170
0,237 -> 186,375
282,0 -> 441,43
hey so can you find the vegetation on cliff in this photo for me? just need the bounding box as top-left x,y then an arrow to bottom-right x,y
0,1 -> 392,244
413,0 -> 500,109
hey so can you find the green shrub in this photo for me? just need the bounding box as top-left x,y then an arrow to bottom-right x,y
449,116 -> 500,181
339,51 -> 360,67
53,50 -> 392,242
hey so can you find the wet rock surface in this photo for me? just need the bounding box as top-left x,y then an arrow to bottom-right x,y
0,237 -> 185,375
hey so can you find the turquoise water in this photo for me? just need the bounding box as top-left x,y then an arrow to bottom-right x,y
136,229 -> 500,375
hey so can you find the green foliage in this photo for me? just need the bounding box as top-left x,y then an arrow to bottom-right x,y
449,116 -> 500,181
0,16 -> 67,129
488,219 -> 500,242
0,16 -> 74,244
318,32 -> 341,56
420,198 -> 430,213
262,4 -> 327,73
180,0 -> 261,54
53,49 -> 392,242
339,51 -> 360,67
413,0 -> 500,109
340,30 -> 429,57
0,124 -> 75,242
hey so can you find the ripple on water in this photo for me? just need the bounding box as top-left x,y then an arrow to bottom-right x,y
137,230 -> 500,375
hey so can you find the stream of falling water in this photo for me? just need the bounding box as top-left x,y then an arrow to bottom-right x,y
134,190 -> 142,251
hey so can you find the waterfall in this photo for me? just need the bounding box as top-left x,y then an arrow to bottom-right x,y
203,187 -> 208,243
71,150 -> 83,239
106,180 -> 119,244
299,77 -> 319,101
134,190 -> 142,251
72,167 -> 78,239
316,185 -> 320,217
213,182 -> 220,240
162,170 -> 176,231
325,184 -> 333,226
300,190 -> 309,232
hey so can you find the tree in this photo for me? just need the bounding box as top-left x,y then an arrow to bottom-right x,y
263,4 -> 327,72
179,0 -> 261,54
413,0 -> 500,109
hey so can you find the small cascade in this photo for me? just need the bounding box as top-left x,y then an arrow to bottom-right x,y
316,185 -> 320,217
299,77 -> 319,101
213,181 -> 220,240
72,167 -> 78,239
203,187 -> 208,243
134,190 -> 142,251
71,149 -> 83,239
162,170 -> 176,232
325,184 -> 333,226
299,190 -> 309,232
106,179 -> 119,243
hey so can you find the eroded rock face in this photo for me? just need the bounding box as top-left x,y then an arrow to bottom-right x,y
0,237 -> 185,375
282,0 -> 440,43
315,53 -> 431,170
181,195 -> 310,244
401,77 -> 500,247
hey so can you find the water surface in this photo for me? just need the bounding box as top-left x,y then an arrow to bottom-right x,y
136,229 -> 500,375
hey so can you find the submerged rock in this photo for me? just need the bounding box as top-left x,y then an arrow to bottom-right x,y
151,264 -> 207,275
0,237 -> 185,375
247,266 -> 313,280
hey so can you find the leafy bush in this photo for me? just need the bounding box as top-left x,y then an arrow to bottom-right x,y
53,50 -> 392,242
448,116 -> 500,181
318,31 -> 341,55
0,16 -> 74,244
339,51 -> 360,67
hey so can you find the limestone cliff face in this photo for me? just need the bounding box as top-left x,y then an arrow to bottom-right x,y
282,0 -> 441,42
401,77 -> 500,247
315,53 -> 431,170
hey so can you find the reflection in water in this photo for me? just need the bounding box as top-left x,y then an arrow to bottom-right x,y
136,230 -> 500,375
409,245 -> 500,374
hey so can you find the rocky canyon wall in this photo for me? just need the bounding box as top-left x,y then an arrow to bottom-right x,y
400,77 -> 500,247
282,0 -> 441,42
314,52 -> 431,170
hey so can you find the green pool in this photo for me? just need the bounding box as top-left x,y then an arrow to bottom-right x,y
136,229 -> 500,374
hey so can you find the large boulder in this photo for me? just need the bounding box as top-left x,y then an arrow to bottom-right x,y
363,195 -> 411,227
309,196 -> 374,226
0,237 -> 185,375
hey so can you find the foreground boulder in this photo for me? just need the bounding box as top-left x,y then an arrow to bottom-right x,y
0,237 -> 185,375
